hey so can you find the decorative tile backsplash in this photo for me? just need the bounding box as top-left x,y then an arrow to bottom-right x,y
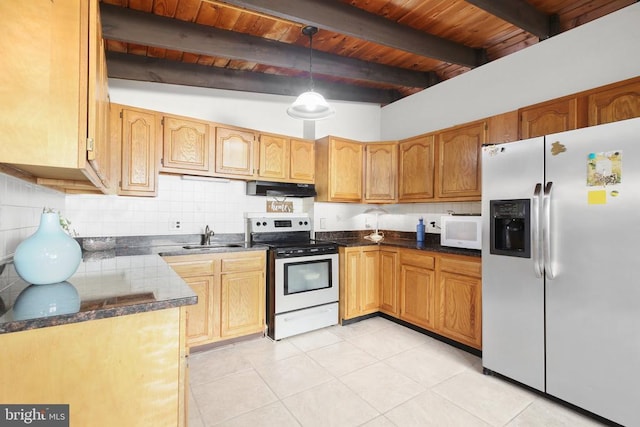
1,172 -> 479,260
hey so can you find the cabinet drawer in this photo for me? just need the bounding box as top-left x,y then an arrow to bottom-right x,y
400,250 -> 435,269
221,252 -> 266,272
440,256 -> 481,278
165,260 -> 216,277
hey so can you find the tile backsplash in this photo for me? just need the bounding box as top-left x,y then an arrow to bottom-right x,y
1,171 -> 480,260
0,173 -> 66,261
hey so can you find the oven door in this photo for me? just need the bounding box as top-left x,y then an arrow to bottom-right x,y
274,253 -> 339,314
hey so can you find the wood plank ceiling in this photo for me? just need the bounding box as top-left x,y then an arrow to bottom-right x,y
101,0 -> 635,105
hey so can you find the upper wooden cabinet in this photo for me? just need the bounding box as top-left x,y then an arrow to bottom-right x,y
436,121 -> 485,200
398,135 -> 436,202
257,133 -> 289,181
487,110 -> 519,144
289,139 -> 315,183
587,78 -> 640,126
161,116 -> 214,174
364,142 -> 398,203
519,97 -> 584,138
0,0 -> 113,194
215,126 -> 257,178
115,105 -> 161,197
315,136 -> 363,202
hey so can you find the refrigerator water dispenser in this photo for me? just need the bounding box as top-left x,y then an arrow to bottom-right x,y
490,199 -> 530,258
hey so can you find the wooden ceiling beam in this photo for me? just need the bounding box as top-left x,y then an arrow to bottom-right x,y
219,0 -> 483,67
100,3 -> 437,89
106,52 -> 402,105
464,0 -> 556,39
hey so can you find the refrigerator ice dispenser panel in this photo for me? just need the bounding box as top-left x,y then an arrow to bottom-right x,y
490,199 -> 531,258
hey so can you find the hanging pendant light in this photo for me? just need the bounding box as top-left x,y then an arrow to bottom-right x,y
287,26 -> 335,120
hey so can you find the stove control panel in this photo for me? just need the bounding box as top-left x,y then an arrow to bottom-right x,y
248,217 -> 311,233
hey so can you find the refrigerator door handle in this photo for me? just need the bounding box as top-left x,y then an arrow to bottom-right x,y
543,181 -> 555,279
532,183 -> 543,278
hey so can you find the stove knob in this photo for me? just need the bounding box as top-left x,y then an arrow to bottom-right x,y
262,221 -> 267,226
298,221 -> 303,226
304,221 -> 308,225
255,221 -> 261,227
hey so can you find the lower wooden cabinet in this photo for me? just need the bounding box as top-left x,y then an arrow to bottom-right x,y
379,248 -> 399,316
0,308 -> 187,426
339,246 -> 380,321
164,250 -> 266,348
339,245 -> 482,350
437,255 -> 482,349
399,249 -> 436,330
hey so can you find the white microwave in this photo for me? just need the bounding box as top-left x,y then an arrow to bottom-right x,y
440,215 -> 482,250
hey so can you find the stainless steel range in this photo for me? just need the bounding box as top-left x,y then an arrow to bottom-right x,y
246,215 -> 339,340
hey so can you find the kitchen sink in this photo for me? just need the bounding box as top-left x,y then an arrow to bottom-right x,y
182,243 -> 244,250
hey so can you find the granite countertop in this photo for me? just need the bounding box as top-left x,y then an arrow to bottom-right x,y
316,231 -> 481,258
0,234 -> 268,334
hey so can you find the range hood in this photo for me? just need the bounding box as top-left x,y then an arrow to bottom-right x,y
246,181 -> 316,197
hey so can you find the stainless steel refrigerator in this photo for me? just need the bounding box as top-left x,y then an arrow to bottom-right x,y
481,117 -> 640,427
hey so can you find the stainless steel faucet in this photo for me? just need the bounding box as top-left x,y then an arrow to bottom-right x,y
203,225 -> 214,245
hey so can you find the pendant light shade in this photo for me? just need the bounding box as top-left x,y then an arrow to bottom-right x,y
287,26 -> 335,120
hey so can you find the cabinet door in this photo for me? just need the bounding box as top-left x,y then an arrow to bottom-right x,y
220,271 -> 265,338
400,263 -> 436,330
120,108 -> 160,196
437,121 -> 484,199
341,249 -> 362,320
290,139 -> 315,183
162,116 -> 213,173
520,98 -> 579,139
379,249 -> 399,316
487,110 -> 519,144
183,276 -> 216,346
258,134 -> 289,180
361,249 -> 380,313
215,127 -> 256,177
588,79 -> 640,126
87,0 -> 112,190
364,143 -> 397,203
330,138 -> 363,201
438,272 -> 482,349
398,135 -> 435,202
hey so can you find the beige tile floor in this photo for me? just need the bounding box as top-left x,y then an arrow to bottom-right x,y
187,317 -> 605,427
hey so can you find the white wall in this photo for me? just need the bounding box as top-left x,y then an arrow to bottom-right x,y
381,3 -> 640,140
109,80 -> 382,141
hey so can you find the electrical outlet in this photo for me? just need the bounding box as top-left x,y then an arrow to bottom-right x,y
169,219 -> 182,231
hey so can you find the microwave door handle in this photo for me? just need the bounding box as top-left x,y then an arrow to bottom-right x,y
543,182 -> 555,280
532,183 -> 543,278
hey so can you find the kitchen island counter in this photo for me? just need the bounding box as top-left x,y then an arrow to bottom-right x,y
0,253 -> 197,334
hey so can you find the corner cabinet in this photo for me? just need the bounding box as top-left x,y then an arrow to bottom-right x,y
379,248 -> 399,316
164,251 -> 266,348
398,135 -> 436,202
315,136 -> 363,202
436,121 -> 485,200
364,142 -> 398,203
0,0 -> 113,194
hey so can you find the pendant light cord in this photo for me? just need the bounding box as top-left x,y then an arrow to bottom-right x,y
308,30 -> 315,91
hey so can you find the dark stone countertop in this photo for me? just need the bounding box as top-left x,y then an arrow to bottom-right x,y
0,234 -> 268,334
315,230 -> 481,258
